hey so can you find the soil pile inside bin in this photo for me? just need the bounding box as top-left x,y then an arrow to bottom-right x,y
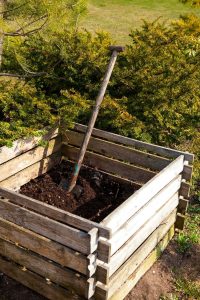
20,161 -> 138,222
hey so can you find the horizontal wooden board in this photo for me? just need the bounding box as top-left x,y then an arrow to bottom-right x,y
106,211 -> 176,296
0,199 -> 94,255
182,164 -> 193,182
0,238 -> 90,298
95,226 -> 175,300
102,155 -> 184,234
108,193 -> 179,276
108,226 -> 175,300
0,217 -> 94,276
178,196 -> 189,215
0,126 -> 59,165
108,176 -> 181,256
0,152 -> 61,190
74,124 -> 194,163
0,137 -> 61,182
175,213 -> 186,230
62,145 -> 156,184
0,255 -> 83,300
180,180 -> 191,199
63,130 -> 171,172
0,187 -> 111,239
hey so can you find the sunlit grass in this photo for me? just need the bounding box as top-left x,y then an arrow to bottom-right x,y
80,0 -> 200,43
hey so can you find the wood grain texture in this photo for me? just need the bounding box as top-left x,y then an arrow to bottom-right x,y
95,226 -> 175,300
0,255 -> 83,300
106,211 -> 176,297
108,226 -> 175,300
0,187 -> 111,239
0,238 -> 90,298
0,126 -> 59,165
0,199 -> 93,254
0,217 -> 94,276
74,124 -> 194,163
102,155 -> 184,234
0,152 -> 61,190
175,213 -> 186,230
108,176 -> 181,256
62,145 -> 156,184
108,193 -> 179,276
63,130 -> 171,171
0,137 -> 61,182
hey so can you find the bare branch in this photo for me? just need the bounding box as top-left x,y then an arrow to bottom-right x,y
4,14 -> 48,37
0,71 -> 47,78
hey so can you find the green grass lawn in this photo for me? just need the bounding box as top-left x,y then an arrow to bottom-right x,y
80,0 -> 200,43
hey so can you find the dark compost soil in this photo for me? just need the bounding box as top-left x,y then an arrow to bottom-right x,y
19,161 -> 137,223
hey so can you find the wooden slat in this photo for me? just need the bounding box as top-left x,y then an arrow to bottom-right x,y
106,211 -> 176,296
97,238 -> 111,264
178,196 -> 189,215
95,226 -> 175,300
0,199 -> 94,255
108,193 -> 179,276
175,213 -> 186,230
63,130 -> 171,171
108,226 -> 174,300
0,126 -> 59,165
97,175 -> 180,261
0,137 -> 61,182
108,176 -> 181,256
0,255 -> 83,300
0,217 -> 94,276
0,152 -> 61,190
0,187 -> 111,239
180,180 -> 191,199
62,145 -> 156,184
74,124 -> 194,163
0,238 -> 90,298
102,155 -> 184,234
182,163 -> 193,182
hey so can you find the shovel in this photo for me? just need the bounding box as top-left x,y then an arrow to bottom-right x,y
60,45 -> 124,194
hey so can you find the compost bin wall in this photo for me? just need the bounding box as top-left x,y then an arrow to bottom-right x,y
0,124 -> 194,300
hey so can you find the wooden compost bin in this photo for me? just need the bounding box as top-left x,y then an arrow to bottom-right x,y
0,124 -> 193,300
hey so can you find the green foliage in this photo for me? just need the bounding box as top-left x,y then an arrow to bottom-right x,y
181,0 -> 200,6
112,14 -> 200,147
0,78 -> 56,146
175,277 -> 200,299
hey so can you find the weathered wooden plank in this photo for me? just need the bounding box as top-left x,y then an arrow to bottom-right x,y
178,196 -> 189,215
108,226 -> 175,300
102,155 -> 184,234
0,187 -> 111,239
63,130 -> 171,171
95,226 -> 175,300
182,163 -> 193,182
0,199 -> 94,255
106,211 -> 176,296
62,145 -> 156,184
175,213 -> 186,230
0,238 -> 91,298
0,217 -> 94,276
0,255 -> 83,300
97,238 -> 111,264
74,124 -> 194,163
0,152 -> 61,190
97,175 -> 180,261
0,126 -> 59,165
180,180 -> 191,199
108,176 -> 181,256
96,261 -> 110,285
0,137 -> 61,182
108,193 -> 178,276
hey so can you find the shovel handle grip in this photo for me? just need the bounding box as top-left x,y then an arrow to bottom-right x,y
109,45 -> 125,52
